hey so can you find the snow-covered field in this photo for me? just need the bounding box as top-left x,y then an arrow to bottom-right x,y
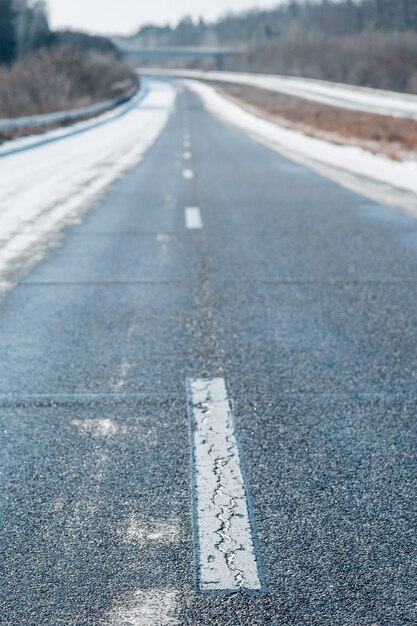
0,79 -> 176,294
145,69 -> 417,120
185,79 -> 417,213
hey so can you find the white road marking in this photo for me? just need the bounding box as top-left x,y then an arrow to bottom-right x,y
71,417 -> 157,446
183,151 -> 192,160
0,280 -> 15,297
71,418 -> 120,437
183,140 -> 191,149
185,207 -> 203,230
110,359 -> 132,390
119,515 -> 182,545
182,168 -> 194,180
107,589 -> 180,626
156,233 -> 171,242
187,377 -> 263,592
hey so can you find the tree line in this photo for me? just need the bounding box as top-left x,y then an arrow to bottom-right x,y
0,0 -> 50,64
127,0 -> 417,48
0,1 -> 137,120
0,0 -> 121,65
215,0 -> 417,43
123,0 -> 417,93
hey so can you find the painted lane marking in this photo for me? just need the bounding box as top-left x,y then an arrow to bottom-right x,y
107,589 -> 180,626
118,515 -> 182,545
182,169 -> 194,180
183,140 -> 191,149
185,207 -> 203,230
183,151 -> 192,160
187,377 -> 264,593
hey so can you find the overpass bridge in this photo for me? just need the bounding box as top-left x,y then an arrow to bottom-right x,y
120,46 -> 243,70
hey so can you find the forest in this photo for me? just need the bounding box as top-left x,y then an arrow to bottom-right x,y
0,0 -> 50,64
0,0 -> 137,120
125,0 -> 417,93
0,0 -> 121,65
129,0 -> 417,47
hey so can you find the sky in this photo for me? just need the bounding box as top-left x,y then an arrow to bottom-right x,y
48,0 -> 283,36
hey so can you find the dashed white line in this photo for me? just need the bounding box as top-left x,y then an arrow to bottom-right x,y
187,377 -> 263,592
183,140 -> 191,149
183,151 -> 192,160
182,169 -> 194,180
185,207 -> 203,230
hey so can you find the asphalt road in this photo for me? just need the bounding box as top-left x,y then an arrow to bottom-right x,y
1,79 -> 417,625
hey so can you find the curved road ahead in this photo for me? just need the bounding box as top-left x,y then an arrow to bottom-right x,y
1,79 -> 416,625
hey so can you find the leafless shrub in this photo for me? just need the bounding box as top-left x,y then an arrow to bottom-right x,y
225,32 -> 417,95
0,45 -> 138,118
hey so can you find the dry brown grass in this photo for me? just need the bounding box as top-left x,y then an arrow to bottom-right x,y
216,82 -> 417,161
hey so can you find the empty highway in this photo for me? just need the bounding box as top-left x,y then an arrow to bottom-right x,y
0,78 -> 416,625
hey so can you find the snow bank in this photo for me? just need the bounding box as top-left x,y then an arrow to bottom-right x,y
185,79 -> 417,210
144,69 -> 417,120
0,79 -> 176,293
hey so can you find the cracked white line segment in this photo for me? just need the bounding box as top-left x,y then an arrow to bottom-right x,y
185,207 -> 203,230
188,377 -> 262,592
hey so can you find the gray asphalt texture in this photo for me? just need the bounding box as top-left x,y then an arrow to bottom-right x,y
1,79 -> 417,625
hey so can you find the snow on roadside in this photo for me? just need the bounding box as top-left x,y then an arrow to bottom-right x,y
0,80 -> 176,294
0,86 -> 146,158
144,69 -> 417,120
185,79 -> 417,212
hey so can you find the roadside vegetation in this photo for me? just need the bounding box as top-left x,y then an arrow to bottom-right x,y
121,0 -> 417,94
216,82 -> 417,161
0,0 -> 137,121
0,46 -> 137,118
227,31 -> 417,95
0,0 -> 51,64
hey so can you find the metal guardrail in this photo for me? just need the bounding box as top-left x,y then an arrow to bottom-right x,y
0,82 -> 148,159
0,86 -> 138,133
